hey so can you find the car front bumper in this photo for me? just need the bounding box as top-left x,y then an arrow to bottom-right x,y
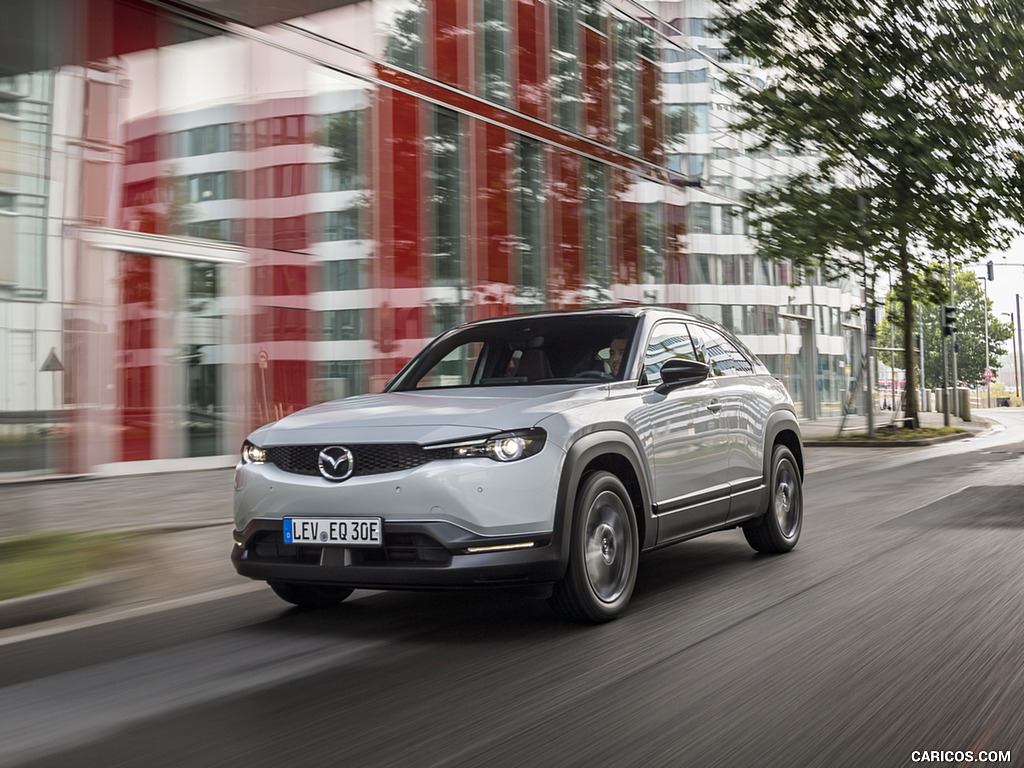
231,518 -> 563,588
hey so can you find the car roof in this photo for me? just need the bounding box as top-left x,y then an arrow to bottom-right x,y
456,305 -> 708,330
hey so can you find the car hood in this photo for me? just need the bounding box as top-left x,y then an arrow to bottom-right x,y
250,385 -> 606,446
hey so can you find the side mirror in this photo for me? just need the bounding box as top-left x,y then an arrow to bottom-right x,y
655,358 -> 710,394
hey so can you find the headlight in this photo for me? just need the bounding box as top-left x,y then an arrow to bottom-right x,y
240,440 -> 266,464
444,428 -> 546,462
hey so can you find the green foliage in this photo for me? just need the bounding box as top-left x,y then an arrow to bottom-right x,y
713,0 -> 1024,417
876,271 -> 1013,386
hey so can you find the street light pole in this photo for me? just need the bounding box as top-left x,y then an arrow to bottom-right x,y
1003,312 -> 1019,405
919,302 -> 925,411
983,275 -> 990,408
1018,294 -> 1024,409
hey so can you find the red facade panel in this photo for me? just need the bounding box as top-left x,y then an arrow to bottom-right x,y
640,58 -> 663,164
381,89 -> 422,290
613,171 -> 640,285
432,0 -> 471,91
515,0 -> 547,120
85,0 -> 159,65
270,360 -> 312,416
271,215 -> 310,252
117,253 -> 155,462
550,148 -> 581,308
583,27 -> 611,144
477,122 -> 514,288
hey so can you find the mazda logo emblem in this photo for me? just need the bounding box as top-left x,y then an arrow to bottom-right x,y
318,446 -> 354,481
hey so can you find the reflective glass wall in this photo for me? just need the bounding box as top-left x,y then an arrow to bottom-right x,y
0,0 -> 860,475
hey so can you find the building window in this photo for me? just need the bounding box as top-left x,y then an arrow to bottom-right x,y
551,0 -> 580,131
320,208 -> 362,241
187,171 -> 231,202
662,47 -> 690,63
318,360 -> 368,397
664,105 -> 688,145
688,17 -> 709,38
430,303 -> 465,337
638,22 -> 658,61
384,1 -> 425,73
690,202 -> 712,234
689,104 -> 710,133
479,0 -> 510,104
583,160 -> 609,303
182,124 -> 230,156
580,0 -> 605,32
641,201 -> 663,283
323,110 -> 367,191
320,260 -> 367,291
516,137 -> 545,299
322,309 -> 369,341
187,219 -> 235,242
690,253 -> 713,283
426,107 -> 463,286
612,17 -> 639,155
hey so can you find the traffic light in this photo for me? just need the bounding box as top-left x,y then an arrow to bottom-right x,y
866,306 -> 876,339
941,305 -> 958,336
987,261 -> 995,281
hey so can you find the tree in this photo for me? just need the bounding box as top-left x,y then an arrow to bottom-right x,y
714,0 -> 1024,427
877,271 -> 1013,388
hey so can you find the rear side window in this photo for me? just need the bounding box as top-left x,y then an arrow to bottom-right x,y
643,321 -> 697,386
690,325 -> 753,376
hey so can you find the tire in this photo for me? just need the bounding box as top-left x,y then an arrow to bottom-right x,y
269,581 -> 354,609
550,471 -> 639,623
743,444 -> 803,554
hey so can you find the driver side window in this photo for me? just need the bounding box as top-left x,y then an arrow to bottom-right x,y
643,322 -> 697,386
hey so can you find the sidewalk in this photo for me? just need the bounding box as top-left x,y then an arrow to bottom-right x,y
0,410 -> 995,631
800,409 -> 988,444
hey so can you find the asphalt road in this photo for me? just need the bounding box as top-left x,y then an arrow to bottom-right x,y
2,412 -> 1023,768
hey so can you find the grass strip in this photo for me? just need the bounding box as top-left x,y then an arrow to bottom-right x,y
0,531 -> 136,601
818,426 -> 965,442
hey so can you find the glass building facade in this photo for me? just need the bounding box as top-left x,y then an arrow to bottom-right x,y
0,0 -> 862,477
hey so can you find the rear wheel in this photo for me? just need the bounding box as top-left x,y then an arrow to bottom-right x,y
743,444 -> 802,553
269,581 -> 354,608
550,471 -> 638,623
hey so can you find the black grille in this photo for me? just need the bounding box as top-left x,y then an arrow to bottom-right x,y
266,444 -> 448,478
249,531 -> 323,564
245,529 -> 451,567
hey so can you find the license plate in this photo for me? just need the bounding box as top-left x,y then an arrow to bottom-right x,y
283,517 -> 383,546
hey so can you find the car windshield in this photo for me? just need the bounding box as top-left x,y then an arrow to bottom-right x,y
387,315 -> 640,391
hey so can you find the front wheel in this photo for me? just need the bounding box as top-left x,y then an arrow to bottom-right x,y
550,471 -> 639,623
269,581 -> 354,609
743,444 -> 803,554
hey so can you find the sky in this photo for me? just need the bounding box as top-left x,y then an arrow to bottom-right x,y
983,235 -> 1024,321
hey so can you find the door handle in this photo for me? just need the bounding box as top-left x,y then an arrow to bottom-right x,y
706,399 -> 723,414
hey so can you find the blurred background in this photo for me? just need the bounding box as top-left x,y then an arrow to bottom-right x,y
0,0 -> 875,479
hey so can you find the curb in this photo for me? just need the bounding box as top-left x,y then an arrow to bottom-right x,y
803,431 -> 974,448
0,572 -> 127,630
